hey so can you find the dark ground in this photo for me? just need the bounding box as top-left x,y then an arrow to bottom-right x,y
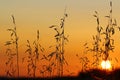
1,69 -> 120,80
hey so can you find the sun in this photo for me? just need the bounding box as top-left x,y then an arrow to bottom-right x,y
101,60 -> 112,70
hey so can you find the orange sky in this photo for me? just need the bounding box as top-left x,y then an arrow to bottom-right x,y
0,0 -> 120,77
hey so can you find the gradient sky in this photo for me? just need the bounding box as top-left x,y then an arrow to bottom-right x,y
0,0 -> 120,77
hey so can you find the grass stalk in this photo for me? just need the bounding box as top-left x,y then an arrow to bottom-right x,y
5,15 -> 19,77
49,10 -> 68,77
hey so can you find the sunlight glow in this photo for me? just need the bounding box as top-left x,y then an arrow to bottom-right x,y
101,60 -> 111,70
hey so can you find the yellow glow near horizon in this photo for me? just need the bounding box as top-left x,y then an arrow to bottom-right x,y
101,60 -> 112,70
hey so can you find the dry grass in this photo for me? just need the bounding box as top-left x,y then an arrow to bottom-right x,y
25,30 -> 44,77
48,11 -> 68,77
5,15 -> 19,77
3,1 -> 120,78
76,1 -> 120,71
92,1 -> 119,62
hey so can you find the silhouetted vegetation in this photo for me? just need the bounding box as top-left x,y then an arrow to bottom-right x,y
2,1 -> 120,79
92,11 -> 103,68
101,1 -> 119,61
77,1 -> 120,70
76,43 -> 90,72
25,30 -> 44,78
1,68 -> 120,80
5,15 -> 19,77
48,10 -> 68,77
92,1 -> 120,65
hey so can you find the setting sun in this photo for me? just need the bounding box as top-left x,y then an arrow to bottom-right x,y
101,60 -> 112,70
1,0 -> 120,79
